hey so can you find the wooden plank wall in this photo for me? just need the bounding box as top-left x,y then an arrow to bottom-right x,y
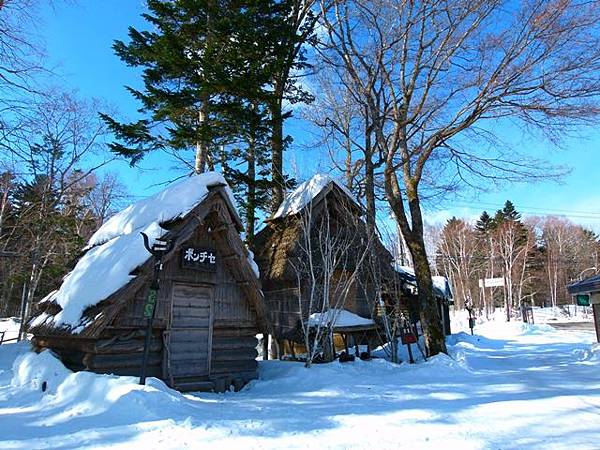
168,283 -> 212,379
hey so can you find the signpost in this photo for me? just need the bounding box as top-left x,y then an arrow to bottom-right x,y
576,294 -> 590,307
139,232 -> 173,385
478,277 -> 505,288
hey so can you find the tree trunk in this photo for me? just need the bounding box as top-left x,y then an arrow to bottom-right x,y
384,169 -> 447,356
245,135 -> 257,243
270,95 -> 284,212
195,101 -> 209,174
408,237 -> 447,356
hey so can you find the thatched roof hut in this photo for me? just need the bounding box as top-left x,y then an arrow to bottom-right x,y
28,173 -> 269,392
252,174 -> 398,346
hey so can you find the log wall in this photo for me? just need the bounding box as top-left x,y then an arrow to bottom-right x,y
34,196 -> 262,392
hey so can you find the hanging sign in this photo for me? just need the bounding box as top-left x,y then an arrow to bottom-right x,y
181,247 -> 217,271
576,294 -> 590,307
478,277 -> 505,288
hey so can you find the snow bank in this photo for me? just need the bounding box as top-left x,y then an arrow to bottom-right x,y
4,343 -> 187,421
271,173 -> 358,219
446,332 -> 505,350
1,319 -> 600,449
308,309 -> 375,328
11,349 -> 71,393
0,317 -> 21,342
33,173 -> 233,330
581,343 -> 600,362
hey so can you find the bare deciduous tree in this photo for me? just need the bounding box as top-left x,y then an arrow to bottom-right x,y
0,91 -> 117,317
318,0 -> 600,354
437,218 -> 480,310
293,196 -> 373,367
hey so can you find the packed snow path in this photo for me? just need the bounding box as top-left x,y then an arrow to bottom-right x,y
0,321 -> 598,449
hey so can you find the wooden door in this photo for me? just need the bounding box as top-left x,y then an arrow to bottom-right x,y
167,283 -> 213,380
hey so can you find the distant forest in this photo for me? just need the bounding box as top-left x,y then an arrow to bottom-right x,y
433,201 -> 599,317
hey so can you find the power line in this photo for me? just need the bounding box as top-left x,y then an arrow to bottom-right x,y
447,201 -> 600,221
452,200 -> 600,216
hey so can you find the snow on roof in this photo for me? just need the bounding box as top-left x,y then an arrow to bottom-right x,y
394,264 -> 452,299
432,276 -> 453,298
395,265 -> 416,277
247,249 -> 260,278
308,309 -> 375,328
88,172 -> 230,247
32,172 -> 232,331
271,173 -> 359,220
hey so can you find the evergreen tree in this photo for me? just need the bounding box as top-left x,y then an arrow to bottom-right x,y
500,200 -> 521,222
475,210 -> 493,234
102,0 -> 309,235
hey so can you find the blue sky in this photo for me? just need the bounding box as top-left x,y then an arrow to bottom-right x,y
37,1 -> 600,231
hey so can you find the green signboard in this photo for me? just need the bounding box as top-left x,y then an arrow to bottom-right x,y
576,294 -> 590,307
143,289 -> 158,318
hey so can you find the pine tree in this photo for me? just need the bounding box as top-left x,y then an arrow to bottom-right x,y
101,0 -> 310,235
500,200 -> 521,222
475,211 -> 493,234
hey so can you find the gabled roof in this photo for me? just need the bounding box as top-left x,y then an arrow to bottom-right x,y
268,173 -> 361,221
28,172 -> 268,337
567,274 -> 600,294
253,174 -> 393,284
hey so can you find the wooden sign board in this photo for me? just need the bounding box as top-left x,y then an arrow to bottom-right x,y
478,277 -> 504,288
181,247 -> 217,271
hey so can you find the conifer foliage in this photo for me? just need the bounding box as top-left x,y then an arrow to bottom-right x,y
102,0 -> 317,233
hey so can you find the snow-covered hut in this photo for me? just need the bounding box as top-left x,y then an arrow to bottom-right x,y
27,173 -> 269,392
567,275 -> 600,342
394,265 -> 454,335
252,174 -> 398,355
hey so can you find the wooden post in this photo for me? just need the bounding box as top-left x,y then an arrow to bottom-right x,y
593,304 -> 600,344
323,332 -> 334,362
262,333 -> 269,360
139,233 -> 173,385
17,283 -> 28,341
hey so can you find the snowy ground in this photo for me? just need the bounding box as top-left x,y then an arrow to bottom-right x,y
0,318 -> 21,343
450,305 -> 593,332
0,318 -> 599,449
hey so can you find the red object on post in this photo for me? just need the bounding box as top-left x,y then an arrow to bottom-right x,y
402,333 -> 417,344
401,321 -> 417,344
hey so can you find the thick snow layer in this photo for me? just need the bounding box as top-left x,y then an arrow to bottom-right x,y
1,319 -> 599,449
88,172 -> 230,247
271,173 -> 358,219
308,309 -> 375,328
450,306 -> 594,332
36,173 -> 232,330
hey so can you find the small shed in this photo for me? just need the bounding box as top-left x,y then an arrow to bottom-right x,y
27,173 -> 269,392
395,266 -> 454,335
567,275 -> 600,343
252,174 -> 400,356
